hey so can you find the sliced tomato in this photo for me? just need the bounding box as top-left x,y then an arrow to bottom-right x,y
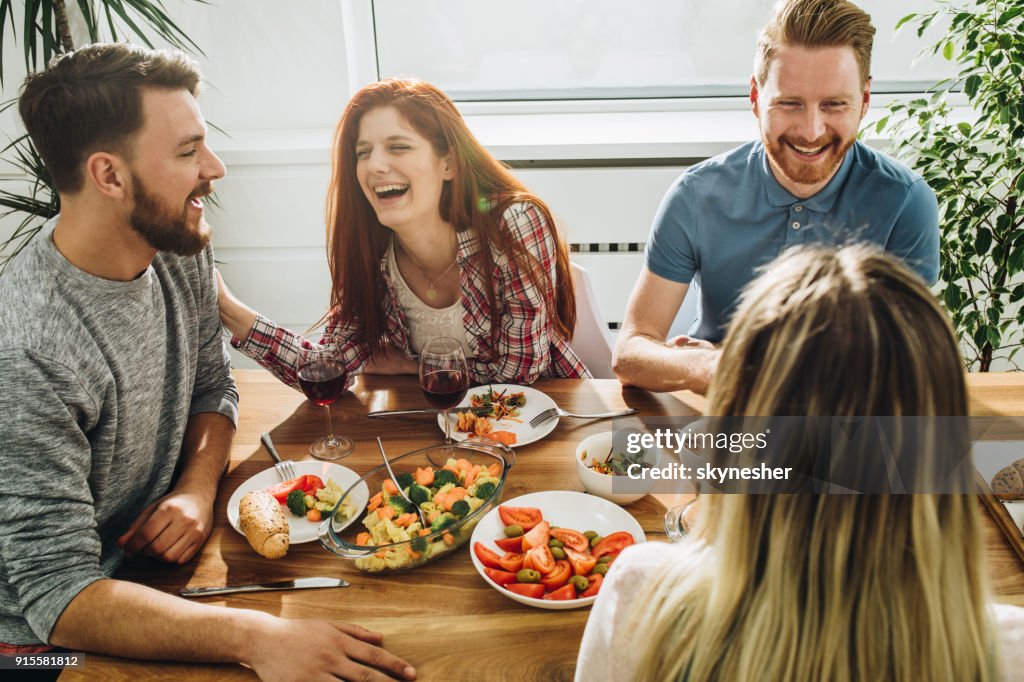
498,505 -> 542,531
591,531 -> 636,560
526,545 -> 556,575
521,521 -> 551,551
494,536 -> 523,553
565,547 -> 598,576
550,528 -> 589,552
265,476 -> 306,503
505,583 -> 545,599
580,573 -> 604,598
484,567 -> 518,586
300,475 -> 325,494
473,542 -> 504,570
543,584 -> 578,601
539,559 -> 572,590
497,552 -> 525,573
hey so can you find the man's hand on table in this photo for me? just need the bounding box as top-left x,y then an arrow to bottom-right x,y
246,617 -> 417,681
665,334 -> 719,351
117,485 -> 214,564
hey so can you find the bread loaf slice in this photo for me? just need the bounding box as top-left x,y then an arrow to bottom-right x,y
991,459 -> 1024,501
239,490 -> 290,559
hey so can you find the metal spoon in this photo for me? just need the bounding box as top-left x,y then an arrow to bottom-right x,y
376,437 -> 429,528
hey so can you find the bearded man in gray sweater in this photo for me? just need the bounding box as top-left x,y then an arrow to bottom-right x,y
0,44 -> 416,682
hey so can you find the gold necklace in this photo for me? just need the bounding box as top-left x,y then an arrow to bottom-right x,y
398,241 -> 458,301
423,257 -> 458,301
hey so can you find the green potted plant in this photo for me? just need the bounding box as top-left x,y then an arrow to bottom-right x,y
1,0 -> 207,271
877,0 -> 1024,371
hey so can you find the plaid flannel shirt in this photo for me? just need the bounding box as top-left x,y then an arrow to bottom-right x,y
233,202 -> 590,390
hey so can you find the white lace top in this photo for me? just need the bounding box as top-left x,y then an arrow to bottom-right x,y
386,242 -> 474,357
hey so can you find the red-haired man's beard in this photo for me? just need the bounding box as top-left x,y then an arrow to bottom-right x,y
763,131 -> 854,188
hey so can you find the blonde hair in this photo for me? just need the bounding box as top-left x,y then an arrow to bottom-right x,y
627,246 -> 995,682
754,0 -> 875,86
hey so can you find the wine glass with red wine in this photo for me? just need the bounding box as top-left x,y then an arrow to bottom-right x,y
297,339 -> 354,460
419,336 -> 469,448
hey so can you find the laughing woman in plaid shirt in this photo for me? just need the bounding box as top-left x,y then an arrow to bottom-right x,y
217,79 -> 589,389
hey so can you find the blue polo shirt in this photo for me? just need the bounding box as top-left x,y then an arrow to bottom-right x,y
646,140 -> 939,342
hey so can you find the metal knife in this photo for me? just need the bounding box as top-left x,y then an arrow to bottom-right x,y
179,577 -> 348,597
367,406 -> 491,418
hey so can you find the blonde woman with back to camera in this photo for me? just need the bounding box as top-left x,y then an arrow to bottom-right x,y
575,245 -> 1024,682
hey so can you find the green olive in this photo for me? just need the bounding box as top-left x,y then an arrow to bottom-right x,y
503,524 -> 524,538
596,555 -> 613,564
589,534 -> 604,548
550,546 -> 566,560
516,569 -> 541,583
583,530 -> 599,540
569,575 -> 589,592
592,563 -> 609,576
548,538 -> 564,549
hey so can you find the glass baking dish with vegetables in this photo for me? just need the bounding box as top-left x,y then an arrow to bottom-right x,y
318,438 -> 514,572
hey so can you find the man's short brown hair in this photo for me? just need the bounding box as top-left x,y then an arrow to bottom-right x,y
754,0 -> 875,87
18,43 -> 202,194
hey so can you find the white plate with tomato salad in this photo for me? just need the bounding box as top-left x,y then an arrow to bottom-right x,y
227,461 -> 368,543
439,384 -> 559,448
469,490 -> 645,610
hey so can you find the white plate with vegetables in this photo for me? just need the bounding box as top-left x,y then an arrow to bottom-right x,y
227,461 -> 368,543
469,490 -> 645,610
438,384 -> 558,448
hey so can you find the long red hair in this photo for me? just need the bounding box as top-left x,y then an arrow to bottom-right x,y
325,79 -> 576,354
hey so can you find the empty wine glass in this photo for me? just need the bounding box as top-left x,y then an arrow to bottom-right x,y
664,494 -> 700,542
296,339 -> 354,460
418,336 -> 469,448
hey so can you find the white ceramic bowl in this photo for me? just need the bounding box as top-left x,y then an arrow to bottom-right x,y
469,490 -> 645,610
575,431 -> 656,505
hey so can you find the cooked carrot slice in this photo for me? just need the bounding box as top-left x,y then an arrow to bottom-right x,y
415,466 -> 435,486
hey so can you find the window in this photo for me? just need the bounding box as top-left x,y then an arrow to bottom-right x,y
372,0 -> 952,101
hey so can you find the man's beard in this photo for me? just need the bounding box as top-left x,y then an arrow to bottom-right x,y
130,175 -> 211,256
763,131 -> 854,188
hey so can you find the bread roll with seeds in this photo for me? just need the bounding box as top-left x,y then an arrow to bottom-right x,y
239,490 -> 290,558
991,459 -> 1024,501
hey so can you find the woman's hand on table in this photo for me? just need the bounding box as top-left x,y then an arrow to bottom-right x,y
246,617 -> 416,681
214,268 -> 258,341
363,344 -> 418,375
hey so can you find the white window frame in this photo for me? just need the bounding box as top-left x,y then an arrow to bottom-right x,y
340,0 -> 968,161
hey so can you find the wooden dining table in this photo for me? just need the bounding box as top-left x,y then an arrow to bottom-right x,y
62,371 -> 1024,681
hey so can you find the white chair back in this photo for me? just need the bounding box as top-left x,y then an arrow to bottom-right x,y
569,262 -> 616,378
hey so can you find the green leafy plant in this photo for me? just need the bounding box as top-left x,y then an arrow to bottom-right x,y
0,0 -> 208,272
877,0 -> 1024,371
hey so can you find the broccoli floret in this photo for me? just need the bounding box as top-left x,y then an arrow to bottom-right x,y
474,481 -> 497,501
430,513 -> 456,532
410,536 -> 427,553
286,489 -> 307,517
395,472 -> 414,490
433,469 -> 458,487
408,484 -> 432,505
451,499 -> 471,518
388,495 -> 413,513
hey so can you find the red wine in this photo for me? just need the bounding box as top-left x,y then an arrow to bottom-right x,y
421,369 -> 469,409
298,360 -> 347,406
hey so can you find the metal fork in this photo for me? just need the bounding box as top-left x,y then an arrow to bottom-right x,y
261,432 -> 298,481
376,438 -> 429,528
529,407 -> 639,429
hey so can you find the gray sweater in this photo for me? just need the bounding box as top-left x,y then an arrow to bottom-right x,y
0,218 -> 238,645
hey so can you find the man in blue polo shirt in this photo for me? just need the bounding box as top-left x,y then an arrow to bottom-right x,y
613,0 -> 938,393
